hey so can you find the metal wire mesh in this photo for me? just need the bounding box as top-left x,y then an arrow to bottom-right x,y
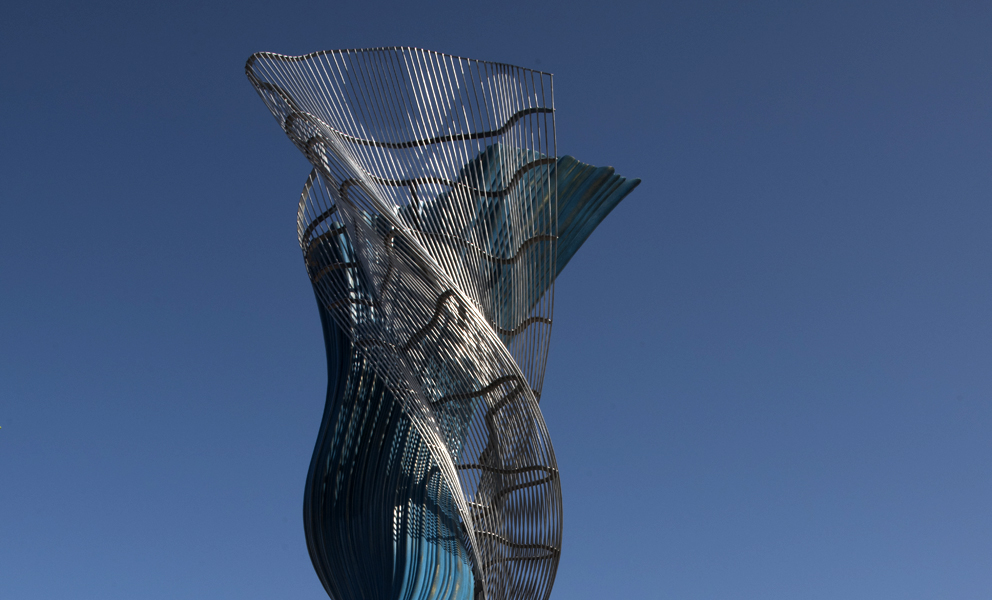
248,48 -> 562,600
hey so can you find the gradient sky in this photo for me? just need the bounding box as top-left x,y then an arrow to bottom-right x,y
2,1 -> 991,599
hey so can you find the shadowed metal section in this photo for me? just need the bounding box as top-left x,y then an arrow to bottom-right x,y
247,46 -> 638,600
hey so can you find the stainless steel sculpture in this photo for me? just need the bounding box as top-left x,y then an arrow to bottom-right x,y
247,47 -> 638,600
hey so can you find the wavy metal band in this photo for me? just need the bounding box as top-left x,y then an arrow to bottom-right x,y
297,107 -> 554,150
255,79 -> 553,151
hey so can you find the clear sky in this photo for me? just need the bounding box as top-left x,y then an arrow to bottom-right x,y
2,1 -> 991,598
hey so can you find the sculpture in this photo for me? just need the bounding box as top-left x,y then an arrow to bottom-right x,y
247,47 -> 639,600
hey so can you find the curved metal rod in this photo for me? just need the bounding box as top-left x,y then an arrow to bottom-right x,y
497,316 -> 552,337
474,530 -> 559,553
311,262 -> 358,285
401,290 -> 466,352
455,464 -> 557,476
304,226 -> 348,268
493,475 -> 557,501
414,230 -> 556,266
286,103 -> 552,150
303,131 -> 555,199
301,204 -> 338,244
433,375 -> 522,407
266,85 -> 551,152
359,156 -> 557,199
484,551 -> 558,567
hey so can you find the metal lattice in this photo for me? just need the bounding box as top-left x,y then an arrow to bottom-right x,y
247,47 -> 639,600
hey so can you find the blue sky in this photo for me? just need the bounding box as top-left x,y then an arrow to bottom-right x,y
2,1 -> 991,598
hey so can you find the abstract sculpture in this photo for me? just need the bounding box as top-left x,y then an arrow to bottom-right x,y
247,47 -> 639,600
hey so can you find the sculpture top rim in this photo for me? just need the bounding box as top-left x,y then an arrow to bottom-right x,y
245,46 -> 554,78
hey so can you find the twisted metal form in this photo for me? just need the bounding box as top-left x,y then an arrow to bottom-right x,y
247,47 -> 639,600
